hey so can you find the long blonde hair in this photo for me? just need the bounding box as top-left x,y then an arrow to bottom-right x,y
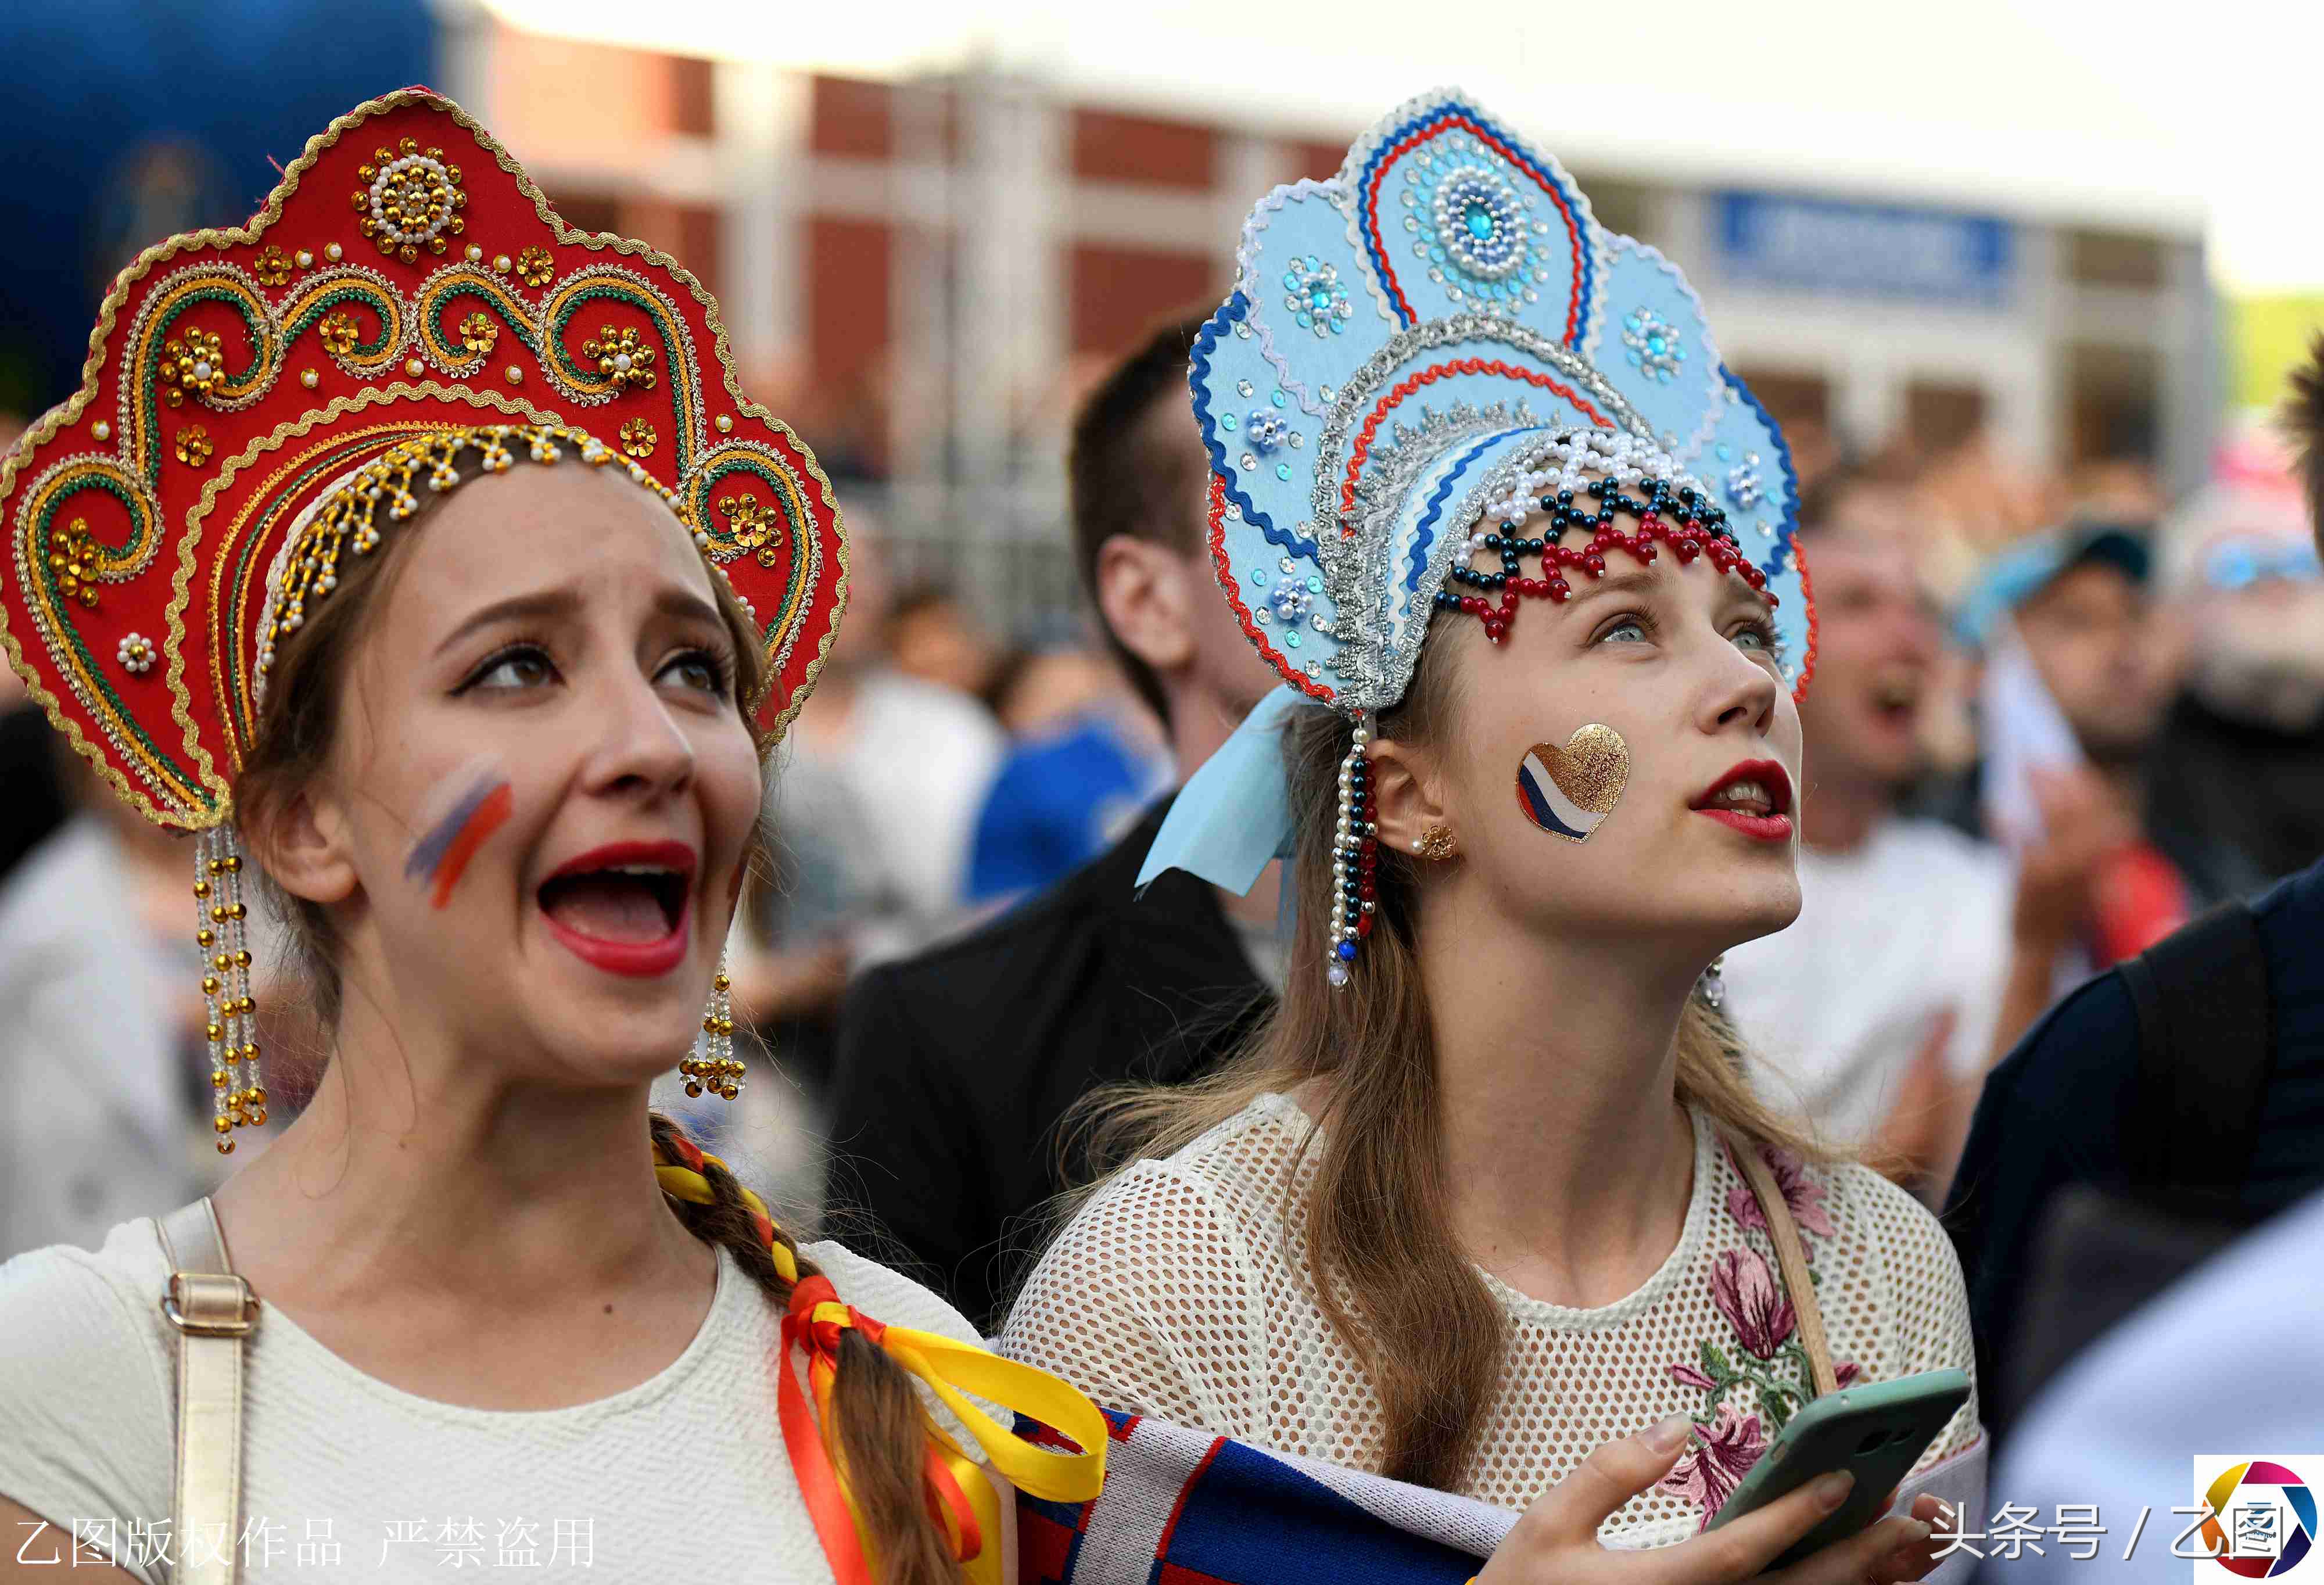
1070,632 -> 1832,1494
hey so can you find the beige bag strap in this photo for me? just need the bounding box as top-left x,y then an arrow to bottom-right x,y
156,1199 -> 256,1585
1724,1130 -> 1839,1398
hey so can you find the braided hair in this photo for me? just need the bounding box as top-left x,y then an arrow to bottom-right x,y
648,1113 -> 963,1584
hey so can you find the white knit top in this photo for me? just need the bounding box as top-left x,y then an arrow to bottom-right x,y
0,1218 -> 983,1582
1000,1095 -> 1982,1548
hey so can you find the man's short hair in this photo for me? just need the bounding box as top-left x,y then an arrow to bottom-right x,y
2283,332 -> 2324,555
1068,310 -> 1214,725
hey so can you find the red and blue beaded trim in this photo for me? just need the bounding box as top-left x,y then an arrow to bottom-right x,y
1431,474 -> 1772,645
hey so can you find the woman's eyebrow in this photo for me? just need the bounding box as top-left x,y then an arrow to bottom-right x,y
1557,569 -> 1663,613
652,586 -> 726,631
432,587 -> 582,657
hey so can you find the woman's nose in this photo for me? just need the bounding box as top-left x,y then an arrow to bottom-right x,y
584,670 -> 695,797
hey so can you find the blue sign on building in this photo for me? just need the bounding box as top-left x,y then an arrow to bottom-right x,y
1712,191 -> 2015,306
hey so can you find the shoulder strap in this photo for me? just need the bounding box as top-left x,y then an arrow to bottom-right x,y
155,1199 -> 254,1585
2119,899 -> 2273,1198
1725,1131 -> 1839,1398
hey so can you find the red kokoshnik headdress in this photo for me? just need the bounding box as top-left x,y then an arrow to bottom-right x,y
1,87 -> 848,833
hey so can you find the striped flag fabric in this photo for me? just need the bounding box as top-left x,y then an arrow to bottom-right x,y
1018,1411 -> 1507,1585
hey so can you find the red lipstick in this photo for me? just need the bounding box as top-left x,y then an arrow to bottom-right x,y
1689,759 -> 1795,843
536,841 -> 698,978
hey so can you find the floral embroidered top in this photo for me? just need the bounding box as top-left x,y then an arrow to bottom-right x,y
1000,1095 -> 1982,1547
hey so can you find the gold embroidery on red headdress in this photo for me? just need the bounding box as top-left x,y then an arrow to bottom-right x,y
0,88 -> 849,830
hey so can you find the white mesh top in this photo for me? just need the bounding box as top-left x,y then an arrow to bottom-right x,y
1000,1093 -> 1981,1548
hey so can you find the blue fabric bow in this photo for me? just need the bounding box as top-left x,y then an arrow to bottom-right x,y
1136,686 -> 1310,897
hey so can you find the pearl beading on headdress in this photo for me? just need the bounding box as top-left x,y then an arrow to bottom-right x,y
1328,716 -> 1378,988
253,422 -> 697,708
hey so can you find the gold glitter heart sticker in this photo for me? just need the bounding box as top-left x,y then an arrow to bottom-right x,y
1515,723 -> 1630,842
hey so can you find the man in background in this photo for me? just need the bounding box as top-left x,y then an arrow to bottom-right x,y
1721,469 -> 2013,1194
2144,476 -> 2324,901
824,311 -> 1286,1325
1942,521 -> 2189,1089
1946,341 -> 2324,1447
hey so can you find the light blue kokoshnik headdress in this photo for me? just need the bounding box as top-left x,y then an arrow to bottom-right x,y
1139,88 -> 1815,985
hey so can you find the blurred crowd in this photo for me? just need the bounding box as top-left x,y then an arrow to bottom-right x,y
4,332 -> 2323,1473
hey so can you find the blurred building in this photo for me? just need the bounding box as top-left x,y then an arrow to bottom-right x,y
440,23 -> 2214,633
0,12 -> 2214,638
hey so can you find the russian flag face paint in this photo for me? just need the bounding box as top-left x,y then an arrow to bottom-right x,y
404,761 -> 514,910
1516,723 -> 1630,842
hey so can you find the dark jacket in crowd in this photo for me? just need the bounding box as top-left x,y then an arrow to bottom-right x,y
2146,691 -> 2324,905
1943,854 -> 2324,1439
823,797 -> 1271,1330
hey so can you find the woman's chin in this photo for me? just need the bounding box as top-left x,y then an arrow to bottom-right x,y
521,999 -> 701,1088
1716,882 -> 1804,949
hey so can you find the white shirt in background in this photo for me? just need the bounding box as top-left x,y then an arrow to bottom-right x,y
0,818 -> 233,1260
1722,819 -> 2013,1148
769,672 -> 1003,967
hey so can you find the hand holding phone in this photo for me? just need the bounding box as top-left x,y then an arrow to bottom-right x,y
1705,1368 -> 1971,1570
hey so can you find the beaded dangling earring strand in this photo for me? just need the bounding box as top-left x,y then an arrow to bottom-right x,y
193,827 -> 265,1152
682,956 -> 741,1099
1697,953 -> 1726,1010
1328,715 -> 1378,989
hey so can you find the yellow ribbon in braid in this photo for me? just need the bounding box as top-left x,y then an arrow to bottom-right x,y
652,1148 -> 798,1282
651,1127 -> 1107,1584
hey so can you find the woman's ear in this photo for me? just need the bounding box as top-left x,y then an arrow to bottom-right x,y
242,782 -> 359,907
1365,735 -> 1452,858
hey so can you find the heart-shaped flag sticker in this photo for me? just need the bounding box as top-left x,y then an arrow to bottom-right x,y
1516,723 -> 1630,842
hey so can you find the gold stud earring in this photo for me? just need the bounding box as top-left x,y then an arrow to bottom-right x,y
681,955 -> 741,1100
1416,824 -> 1459,862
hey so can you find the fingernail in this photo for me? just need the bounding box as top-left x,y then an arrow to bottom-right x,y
1907,1519 -> 1933,1544
1813,1471 -> 1855,1510
1645,1413 -> 1692,1451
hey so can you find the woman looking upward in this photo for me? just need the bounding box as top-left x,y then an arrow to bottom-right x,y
0,89 -> 1098,1585
1002,89 -> 1977,1583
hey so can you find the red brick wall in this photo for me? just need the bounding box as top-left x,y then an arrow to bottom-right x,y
1070,108 -> 1215,189
810,76 -> 891,160
808,216 -> 893,381
1069,244 -> 1216,356
619,200 -> 722,300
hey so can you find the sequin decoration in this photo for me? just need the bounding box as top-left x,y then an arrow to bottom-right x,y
1726,452 -> 1764,512
583,324 -> 658,392
1269,580 -> 1313,623
1246,410 -> 1291,454
1622,307 -> 1684,384
457,311 -> 498,356
253,245 -> 293,287
1399,137 -> 1544,310
515,246 -> 554,288
618,417 -> 657,457
47,519 -> 102,608
174,426 -> 214,468
1280,256 -> 1353,338
354,137 -> 468,263
159,330 -> 226,408
117,633 -> 157,675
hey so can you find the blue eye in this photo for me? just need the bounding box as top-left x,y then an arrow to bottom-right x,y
1601,618 -> 1648,644
1733,628 -> 1766,651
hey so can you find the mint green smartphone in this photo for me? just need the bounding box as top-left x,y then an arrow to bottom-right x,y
1703,1368 -> 1970,1569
